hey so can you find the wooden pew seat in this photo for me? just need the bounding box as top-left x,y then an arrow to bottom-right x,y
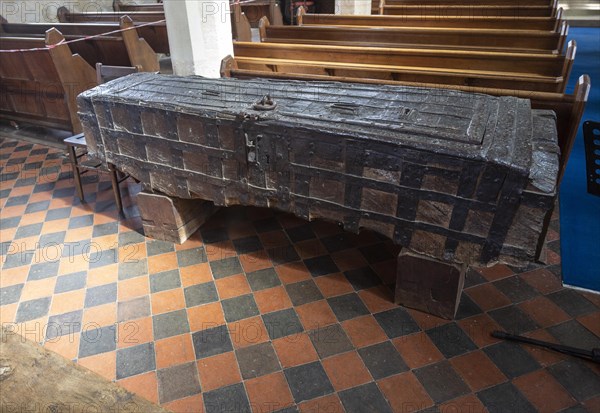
232,41 -> 575,93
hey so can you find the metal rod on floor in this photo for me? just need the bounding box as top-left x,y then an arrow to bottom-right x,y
491,330 -> 600,364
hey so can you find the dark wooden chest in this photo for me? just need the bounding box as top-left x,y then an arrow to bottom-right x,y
78,73 -> 559,267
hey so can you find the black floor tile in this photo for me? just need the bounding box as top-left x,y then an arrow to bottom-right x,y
39,231 -> 66,247
0,284 -> 23,306
488,306 -> 539,335
284,361 -> 334,403
327,293 -> 370,322
339,382 -> 393,413
547,319 -> 600,350
192,324 -> 233,359
46,310 -> 83,340
236,342 -> 280,379
116,342 -> 156,379
184,282 -> 219,307
493,276 -> 539,303
262,308 -> 304,340
15,297 -> 51,323
146,239 -> 175,256
118,259 -> 148,281
320,233 -> 356,253
374,307 -> 421,339
344,267 -> 382,291
414,360 -> 470,403
303,255 -> 339,277
61,241 -> 88,259
200,227 -> 229,244
247,268 -> 281,291
157,362 -> 202,404
464,267 -> 488,289
5,195 -> 29,207
221,294 -> 260,322
177,247 -> 207,267
14,223 -> 43,239
68,215 -> 94,229
253,217 -> 282,233
33,182 -> 55,193
117,296 -> 151,322
483,341 -> 541,379
426,323 -> 477,359
88,248 -> 118,269
477,382 -> 537,413
149,269 -> 181,293
204,383 -> 251,413
233,235 -> 263,254
27,261 -> 60,281
0,216 -> 20,230
308,324 -> 354,358
153,309 -> 190,340
359,243 -> 394,264
358,341 -> 408,380
24,200 -> 50,214
455,294 -> 483,320
118,230 -> 146,246
210,257 -> 243,279
84,283 -> 117,308
2,250 -> 33,269
285,280 -> 324,306
548,359 -> 600,401
285,224 -> 316,243
267,245 -> 300,266
92,222 -> 119,237
78,325 -> 117,358
547,289 -> 597,317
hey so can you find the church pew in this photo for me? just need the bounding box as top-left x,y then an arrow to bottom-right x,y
111,0 -> 283,27
0,29 -> 97,134
298,7 -> 563,31
221,55 -> 590,184
0,16 -> 159,71
378,0 -> 558,17
231,41 -> 575,92
259,16 -> 568,54
0,19 -> 169,55
56,5 -> 252,42
113,0 -> 163,12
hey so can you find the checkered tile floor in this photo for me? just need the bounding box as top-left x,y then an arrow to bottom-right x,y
1,129 -> 600,413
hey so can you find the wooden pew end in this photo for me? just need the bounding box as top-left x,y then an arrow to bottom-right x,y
57,6 -> 69,22
258,16 -> 270,42
296,6 -> 306,26
220,55 -> 238,78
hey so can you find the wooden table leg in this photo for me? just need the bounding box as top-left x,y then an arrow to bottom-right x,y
395,250 -> 466,320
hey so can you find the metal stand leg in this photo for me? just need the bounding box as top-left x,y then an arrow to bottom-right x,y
108,163 -> 123,213
68,145 -> 84,202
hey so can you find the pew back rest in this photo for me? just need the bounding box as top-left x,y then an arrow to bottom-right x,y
0,29 -> 97,133
297,8 -> 563,31
259,16 -> 566,53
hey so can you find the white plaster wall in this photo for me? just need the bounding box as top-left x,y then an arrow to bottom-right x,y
0,0 -> 113,23
163,0 -> 233,77
335,0 -> 371,15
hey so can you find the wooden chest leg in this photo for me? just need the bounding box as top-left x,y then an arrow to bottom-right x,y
395,251 -> 466,320
136,191 -> 218,244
